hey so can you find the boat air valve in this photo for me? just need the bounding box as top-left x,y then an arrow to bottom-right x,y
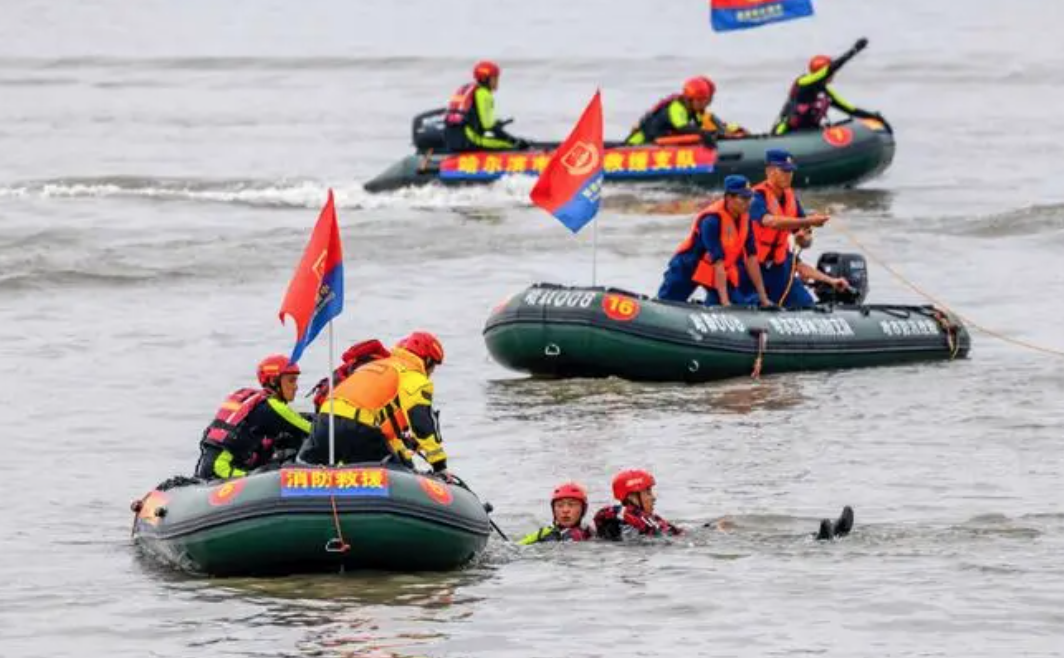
688,360 -> 700,373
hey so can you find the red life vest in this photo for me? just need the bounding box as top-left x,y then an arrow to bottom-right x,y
751,182 -> 799,265
594,504 -> 683,538
672,199 -> 749,288
202,388 -> 269,447
445,83 -> 478,127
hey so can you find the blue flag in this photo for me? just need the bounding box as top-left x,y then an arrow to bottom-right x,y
710,0 -> 814,32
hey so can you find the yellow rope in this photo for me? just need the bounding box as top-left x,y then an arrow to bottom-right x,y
828,217 -> 1064,358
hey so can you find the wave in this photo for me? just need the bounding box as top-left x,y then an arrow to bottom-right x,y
915,202 -> 1064,238
0,175 -> 545,211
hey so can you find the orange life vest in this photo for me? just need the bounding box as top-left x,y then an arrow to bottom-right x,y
673,199 -> 749,288
751,182 -> 798,265
202,388 -> 268,447
328,353 -> 425,440
445,82 -> 478,127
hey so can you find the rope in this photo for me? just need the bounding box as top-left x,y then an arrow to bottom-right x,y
326,494 -> 351,554
776,246 -> 802,308
751,330 -> 768,379
829,217 -> 1064,358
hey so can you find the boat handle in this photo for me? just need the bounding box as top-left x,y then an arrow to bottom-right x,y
688,360 -> 700,373
544,343 -> 561,357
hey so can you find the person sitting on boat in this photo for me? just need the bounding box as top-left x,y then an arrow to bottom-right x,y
443,60 -> 527,153
298,331 -> 451,479
594,469 -> 682,540
657,174 -> 771,307
739,149 -> 852,308
518,482 -> 594,545
772,38 -> 885,135
626,76 -> 730,146
308,339 -> 392,412
195,355 -> 312,480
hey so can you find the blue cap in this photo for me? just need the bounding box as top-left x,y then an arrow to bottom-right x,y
723,175 -> 753,198
765,148 -> 797,171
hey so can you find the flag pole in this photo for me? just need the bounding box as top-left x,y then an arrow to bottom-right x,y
591,217 -> 599,286
327,321 -> 336,466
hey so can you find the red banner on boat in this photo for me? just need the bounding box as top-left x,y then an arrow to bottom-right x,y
710,0 -> 814,32
279,467 -> 390,497
439,145 -> 715,181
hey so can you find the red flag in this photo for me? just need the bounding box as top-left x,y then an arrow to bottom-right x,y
530,90 -> 604,233
278,189 -> 345,363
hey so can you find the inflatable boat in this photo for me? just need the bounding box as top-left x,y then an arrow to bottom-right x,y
482,282 -> 969,383
363,111 -> 894,193
131,465 -> 492,576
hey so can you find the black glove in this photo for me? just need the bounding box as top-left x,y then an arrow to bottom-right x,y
854,37 -> 869,51
497,118 -> 514,129
512,137 -> 531,150
699,131 -> 717,148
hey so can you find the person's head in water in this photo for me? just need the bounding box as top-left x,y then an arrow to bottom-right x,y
550,482 -> 588,529
611,469 -> 658,515
257,355 -> 300,402
764,148 -> 797,190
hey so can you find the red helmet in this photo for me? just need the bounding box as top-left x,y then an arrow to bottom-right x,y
611,469 -> 656,501
257,354 -> 300,387
808,55 -> 832,73
551,482 -> 588,506
473,60 -> 500,83
396,331 -> 445,367
682,76 -> 714,103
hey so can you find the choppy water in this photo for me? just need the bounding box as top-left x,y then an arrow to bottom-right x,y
3,1 -> 1064,656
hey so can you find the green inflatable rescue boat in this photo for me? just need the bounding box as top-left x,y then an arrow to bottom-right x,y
483,283 -> 970,383
363,112 -> 894,193
131,465 -> 492,576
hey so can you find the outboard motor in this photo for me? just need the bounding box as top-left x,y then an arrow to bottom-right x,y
813,252 -> 868,305
411,108 -> 448,153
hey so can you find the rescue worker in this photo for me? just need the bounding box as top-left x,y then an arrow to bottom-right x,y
298,331 -> 450,478
518,482 -> 594,545
740,149 -> 852,307
627,77 -> 724,146
594,469 -> 682,540
657,174 -> 771,307
195,355 -> 312,480
443,60 -> 527,153
773,38 -> 884,135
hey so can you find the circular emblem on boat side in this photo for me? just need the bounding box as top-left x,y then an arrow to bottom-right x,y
208,478 -> 246,507
560,141 -> 600,176
602,293 -> 641,322
418,477 -> 454,506
822,126 -> 854,148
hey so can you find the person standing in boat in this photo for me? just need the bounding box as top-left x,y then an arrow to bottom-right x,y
772,38 -> 885,135
298,332 -> 451,479
740,149 -> 852,308
657,175 -> 771,307
518,482 -> 594,544
594,470 -> 683,540
195,355 -> 312,480
443,60 -> 527,153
